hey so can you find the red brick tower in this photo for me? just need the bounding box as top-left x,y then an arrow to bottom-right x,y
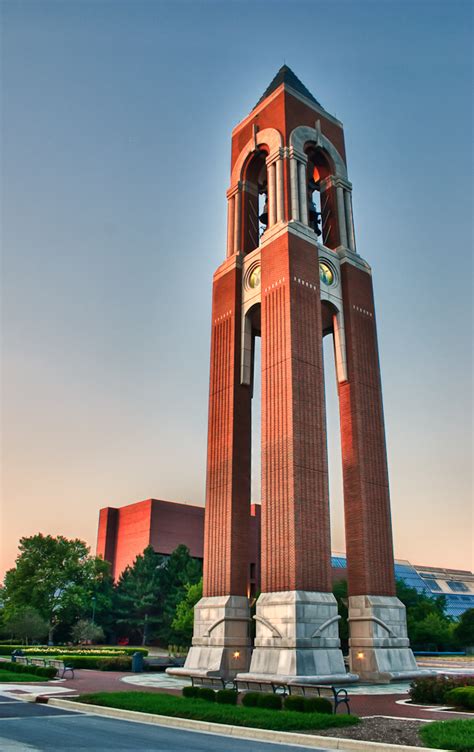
174,67 -> 422,683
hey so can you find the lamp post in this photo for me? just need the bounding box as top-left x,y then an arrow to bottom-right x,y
91,596 -> 96,624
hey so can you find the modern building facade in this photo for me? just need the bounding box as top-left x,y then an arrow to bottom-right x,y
169,65 -> 433,684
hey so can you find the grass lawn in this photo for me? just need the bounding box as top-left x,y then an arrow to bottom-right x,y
0,671 -> 48,683
77,692 -> 359,732
420,719 -> 474,751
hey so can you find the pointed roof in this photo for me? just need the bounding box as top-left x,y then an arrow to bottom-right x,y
255,65 -> 322,108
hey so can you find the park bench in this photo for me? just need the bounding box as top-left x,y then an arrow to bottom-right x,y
47,659 -> 75,679
14,656 -> 30,666
287,683 -> 351,714
190,675 -> 234,690
30,658 -> 46,667
234,678 -> 287,694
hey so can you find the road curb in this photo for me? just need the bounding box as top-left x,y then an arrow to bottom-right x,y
46,697 -> 446,752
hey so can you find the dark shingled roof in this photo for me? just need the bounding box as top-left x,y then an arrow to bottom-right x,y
255,65 -> 322,108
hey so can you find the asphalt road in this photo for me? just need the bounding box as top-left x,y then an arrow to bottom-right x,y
0,695 -> 330,751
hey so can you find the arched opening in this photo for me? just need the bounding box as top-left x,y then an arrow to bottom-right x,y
242,150 -> 268,254
305,147 -> 336,248
321,300 -> 346,581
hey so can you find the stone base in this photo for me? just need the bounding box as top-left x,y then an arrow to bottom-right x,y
166,595 -> 252,681
236,591 -> 357,685
348,595 -> 436,683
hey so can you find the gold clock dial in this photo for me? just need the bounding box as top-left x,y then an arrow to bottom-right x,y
249,266 -> 261,289
319,261 -> 335,286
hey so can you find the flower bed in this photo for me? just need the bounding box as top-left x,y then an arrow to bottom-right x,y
0,645 -> 147,657
409,675 -> 474,705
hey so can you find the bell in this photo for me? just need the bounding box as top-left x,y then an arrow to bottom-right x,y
259,200 -> 268,227
309,202 -> 322,236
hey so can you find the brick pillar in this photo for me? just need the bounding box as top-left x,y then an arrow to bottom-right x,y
203,258 -> 252,598
260,233 -> 332,594
338,262 -> 396,597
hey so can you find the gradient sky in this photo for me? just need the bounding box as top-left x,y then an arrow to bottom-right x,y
1,0 -> 472,580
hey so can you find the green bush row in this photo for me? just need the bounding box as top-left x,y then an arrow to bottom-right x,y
446,687 -> 474,710
242,691 -> 332,714
57,655 -> 132,671
182,687 -> 332,714
409,675 -> 474,704
0,661 -> 57,679
182,686 -> 238,704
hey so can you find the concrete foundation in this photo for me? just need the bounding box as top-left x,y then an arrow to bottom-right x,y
236,590 -> 357,684
348,595 -> 436,683
166,595 -> 252,681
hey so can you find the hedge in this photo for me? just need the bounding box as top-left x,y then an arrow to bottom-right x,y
409,675 -> 474,704
0,661 -> 57,680
420,719 -> 474,751
446,687 -> 474,710
57,655 -> 132,671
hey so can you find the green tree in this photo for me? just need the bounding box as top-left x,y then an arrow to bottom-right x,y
71,618 -> 105,645
454,609 -> 474,648
158,545 -> 202,643
171,578 -> 203,645
2,534 -> 113,643
411,612 -> 456,650
332,579 -> 349,651
112,545 -> 203,646
113,546 -> 166,645
4,606 -> 48,644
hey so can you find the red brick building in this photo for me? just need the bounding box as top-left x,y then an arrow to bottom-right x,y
97,498 -> 261,591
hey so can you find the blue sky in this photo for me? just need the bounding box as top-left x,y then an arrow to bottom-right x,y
1,0 -> 472,576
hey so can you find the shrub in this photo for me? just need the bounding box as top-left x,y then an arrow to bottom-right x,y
0,661 -> 56,679
304,696 -> 333,714
257,693 -> 282,710
241,692 -> 260,707
420,719 -> 474,751
98,657 -> 132,672
198,687 -> 216,702
446,687 -> 474,710
409,675 -> 474,704
59,655 -> 132,671
216,689 -> 238,705
182,686 -> 200,699
284,695 -> 306,712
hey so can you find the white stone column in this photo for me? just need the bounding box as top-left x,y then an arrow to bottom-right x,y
234,187 -> 242,253
336,184 -> 348,248
226,195 -> 235,256
268,161 -> 277,228
276,155 -> 284,222
298,161 -> 308,225
290,157 -> 299,221
344,189 -> 356,252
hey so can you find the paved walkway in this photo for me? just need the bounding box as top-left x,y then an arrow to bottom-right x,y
2,669 -> 472,722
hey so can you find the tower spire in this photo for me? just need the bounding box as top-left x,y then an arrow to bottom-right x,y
255,64 -> 322,108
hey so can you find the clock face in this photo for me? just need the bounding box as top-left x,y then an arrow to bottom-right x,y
249,266 -> 261,289
319,261 -> 335,286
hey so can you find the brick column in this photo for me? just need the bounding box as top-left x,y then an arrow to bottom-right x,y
338,262 -> 396,597
203,259 -> 252,597
260,233 -> 332,593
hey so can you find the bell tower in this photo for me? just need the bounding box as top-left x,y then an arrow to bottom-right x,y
173,67 -> 424,684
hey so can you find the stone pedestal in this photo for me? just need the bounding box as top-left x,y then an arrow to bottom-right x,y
166,595 -> 252,681
236,591 -> 357,684
348,595 -> 435,683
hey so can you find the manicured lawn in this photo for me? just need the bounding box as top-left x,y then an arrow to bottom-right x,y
0,671 -> 47,683
77,692 -> 359,732
420,719 -> 474,751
